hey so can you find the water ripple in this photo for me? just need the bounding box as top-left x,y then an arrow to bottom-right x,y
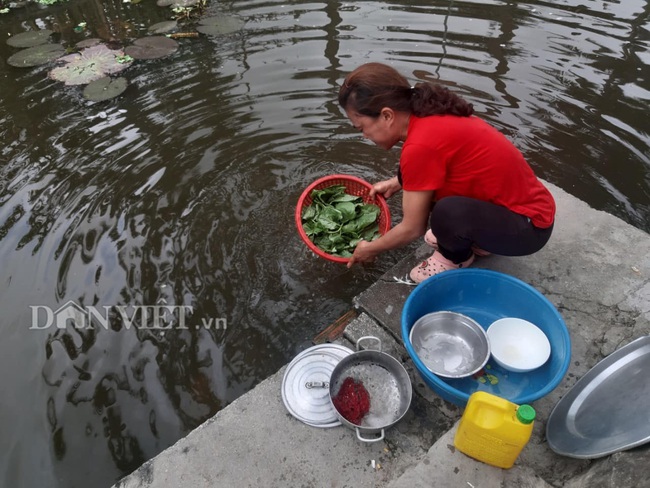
1,1 -> 649,487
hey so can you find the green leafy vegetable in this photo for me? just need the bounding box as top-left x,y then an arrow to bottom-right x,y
301,185 -> 382,257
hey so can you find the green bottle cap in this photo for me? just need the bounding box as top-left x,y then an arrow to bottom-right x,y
516,404 -> 536,424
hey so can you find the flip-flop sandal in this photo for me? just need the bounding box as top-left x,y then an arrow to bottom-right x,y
409,251 -> 475,283
424,229 -> 491,257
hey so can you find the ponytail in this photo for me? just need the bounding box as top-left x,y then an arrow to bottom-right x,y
339,63 -> 473,118
411,83 -> 474,117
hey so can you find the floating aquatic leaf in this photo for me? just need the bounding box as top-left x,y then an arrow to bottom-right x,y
76,38 -> 102,49
49,44 -> 132,85
196,15 -> 245,36
148,20 -> 178,34
7,43 -> 65,67
171,0 -> 198,7
6,30 -> 53,48
124,36 -> 178,60
83,76 -> 128,102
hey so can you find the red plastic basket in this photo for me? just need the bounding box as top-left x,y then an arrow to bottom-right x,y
295,174 -> 392,263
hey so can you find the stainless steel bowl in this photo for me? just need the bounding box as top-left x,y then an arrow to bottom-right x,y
409,311 -> 490,378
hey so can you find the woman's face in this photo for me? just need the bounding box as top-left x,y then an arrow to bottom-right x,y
345,109 -> 400,150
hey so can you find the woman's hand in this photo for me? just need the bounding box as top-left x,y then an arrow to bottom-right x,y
346,240 -> 378,268
347,188 -> 433,269
369,176 -> 401,200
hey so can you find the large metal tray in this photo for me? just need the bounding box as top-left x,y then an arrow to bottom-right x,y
546,335 -> 650,458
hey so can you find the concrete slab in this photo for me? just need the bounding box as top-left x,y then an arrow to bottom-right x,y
114,320 -> 452,488
353,182 -> 650,486
386,423 -> 555,488
114,181 -> 650,488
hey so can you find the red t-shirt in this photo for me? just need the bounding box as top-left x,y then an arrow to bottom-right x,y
400,115 -> 555,228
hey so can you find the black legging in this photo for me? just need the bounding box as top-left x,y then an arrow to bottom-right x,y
430,196 -> 554,263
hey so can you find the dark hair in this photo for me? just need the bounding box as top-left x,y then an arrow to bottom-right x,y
338,62 -> 474,118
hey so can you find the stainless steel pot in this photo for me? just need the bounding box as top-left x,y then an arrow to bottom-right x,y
329,336 -> 412,443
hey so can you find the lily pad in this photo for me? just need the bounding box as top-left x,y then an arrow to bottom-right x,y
124,36 -> 178,60
83,76 -> 128,102
76,38 -> 102,49
196,15 -> 245,36
49,44 -> 133,86
7,43 -> 65,68
7,30 -> 53,48
148,20 -> 178,34
170,0 -> 199,6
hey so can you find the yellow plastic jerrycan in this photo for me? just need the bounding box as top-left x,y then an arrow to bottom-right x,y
453,391 -> 536,469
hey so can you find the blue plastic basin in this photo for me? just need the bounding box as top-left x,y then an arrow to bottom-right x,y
401,269 -> 571,406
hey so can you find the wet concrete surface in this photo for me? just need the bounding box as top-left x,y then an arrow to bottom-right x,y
114,181 -> 650,488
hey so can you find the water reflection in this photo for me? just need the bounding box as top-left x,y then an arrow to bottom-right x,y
0,0 -> 648,487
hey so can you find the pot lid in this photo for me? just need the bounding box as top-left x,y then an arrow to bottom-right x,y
281,344 -> 353,428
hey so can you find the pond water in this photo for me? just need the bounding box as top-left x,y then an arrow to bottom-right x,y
0,0 -> 648,486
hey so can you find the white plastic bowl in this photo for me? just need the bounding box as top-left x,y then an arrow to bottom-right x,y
487,318 -> 551,373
